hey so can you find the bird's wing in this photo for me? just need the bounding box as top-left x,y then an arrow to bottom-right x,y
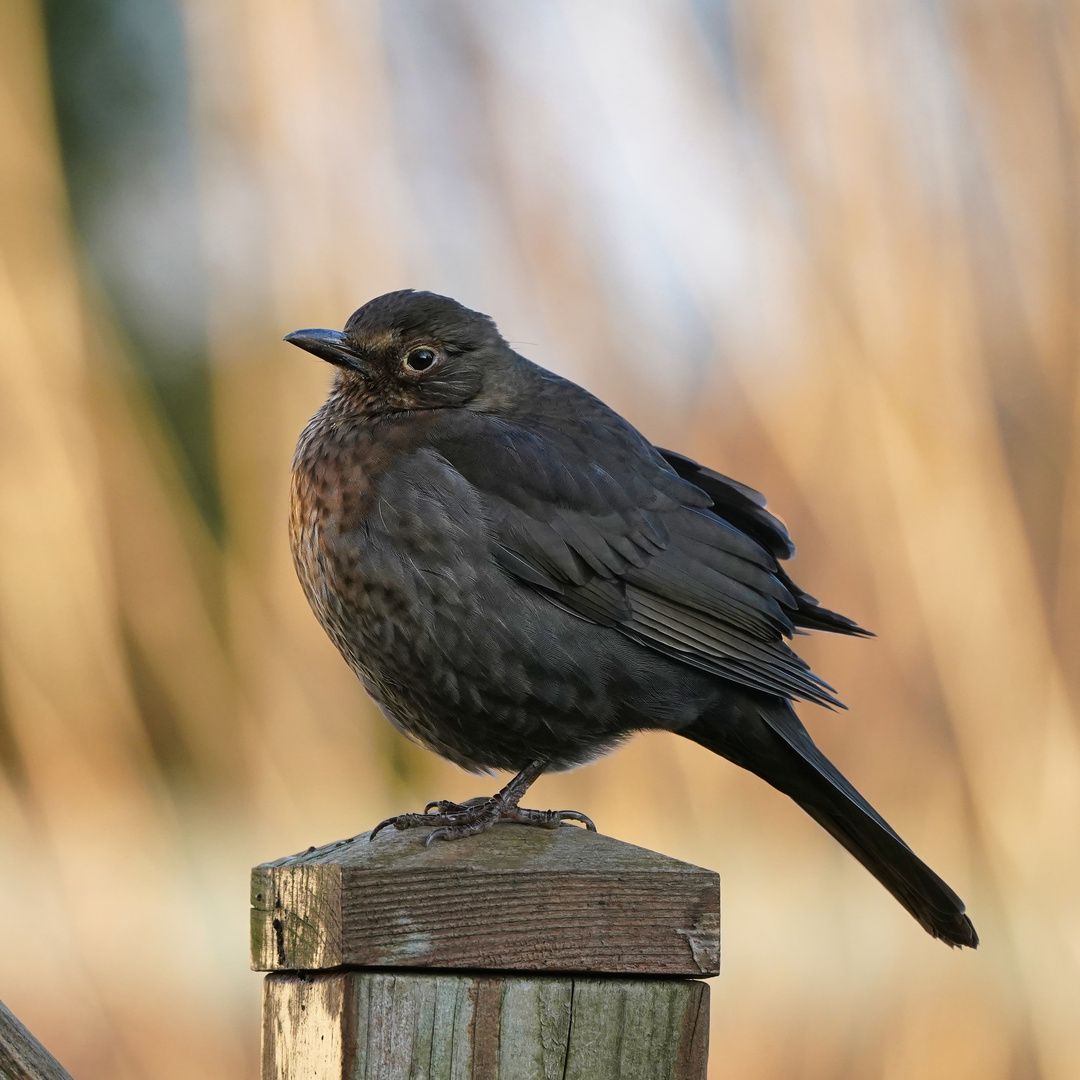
654,448 -> 794,558
657,449 -> 872,638
429,411 -> 847,706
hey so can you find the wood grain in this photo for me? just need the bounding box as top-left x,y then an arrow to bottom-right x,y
0,998 -> 75,1080
261,973 -> 345,1080
252,824 -> 720,977
263,970 -> 709,1080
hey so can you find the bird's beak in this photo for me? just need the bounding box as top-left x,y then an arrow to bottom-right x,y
284,328 -> 370,373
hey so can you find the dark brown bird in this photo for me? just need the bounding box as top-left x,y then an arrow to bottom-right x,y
286,289 -> 978,948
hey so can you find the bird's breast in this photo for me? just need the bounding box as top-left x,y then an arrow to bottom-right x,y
291,406 -> 493,667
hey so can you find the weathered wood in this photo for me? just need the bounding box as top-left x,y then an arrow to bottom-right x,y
252,824 -> 720,977
0,998 -> 74,1080
256,825 -> 718,1076
263,970 -> 709,1080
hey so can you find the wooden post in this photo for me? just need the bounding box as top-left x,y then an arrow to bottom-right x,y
0,997 -> 75,1080
252,824 -> 718,1079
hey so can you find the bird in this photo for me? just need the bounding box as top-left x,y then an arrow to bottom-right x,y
285,289 -> 978,949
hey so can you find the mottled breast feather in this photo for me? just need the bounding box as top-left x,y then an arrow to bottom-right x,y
290,398 -> 439,675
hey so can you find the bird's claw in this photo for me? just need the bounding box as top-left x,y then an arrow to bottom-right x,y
369,799 -> 596,843
499,806 -> 596,831
369,812 -> 434,841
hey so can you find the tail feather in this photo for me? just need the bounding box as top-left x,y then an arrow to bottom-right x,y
684,698 -> 978,948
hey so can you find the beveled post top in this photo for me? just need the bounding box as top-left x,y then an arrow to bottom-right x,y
251,824 -> 720,977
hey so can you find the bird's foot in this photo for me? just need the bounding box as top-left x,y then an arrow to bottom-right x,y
370,794 -> 595,845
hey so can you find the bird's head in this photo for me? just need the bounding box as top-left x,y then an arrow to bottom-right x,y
285,290 -> 513,414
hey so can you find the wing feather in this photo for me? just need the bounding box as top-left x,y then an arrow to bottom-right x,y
427,406 -> 864,705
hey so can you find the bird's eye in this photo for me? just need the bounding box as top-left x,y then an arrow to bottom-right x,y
403,347 -> 438,373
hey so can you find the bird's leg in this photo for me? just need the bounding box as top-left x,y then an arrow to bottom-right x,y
369,759 -> 596,844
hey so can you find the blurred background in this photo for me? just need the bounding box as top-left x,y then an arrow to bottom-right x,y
1,0 -> 1078,1076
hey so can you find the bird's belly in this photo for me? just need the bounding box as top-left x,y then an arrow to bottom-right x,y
295,516 -> 624,772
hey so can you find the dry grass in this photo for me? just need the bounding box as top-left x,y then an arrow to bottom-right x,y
1,0 -> 1078,1076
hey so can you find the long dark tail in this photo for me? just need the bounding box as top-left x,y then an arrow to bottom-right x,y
683,696 -> 978,948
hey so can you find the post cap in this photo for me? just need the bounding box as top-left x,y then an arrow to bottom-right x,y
251,824 -> 720,977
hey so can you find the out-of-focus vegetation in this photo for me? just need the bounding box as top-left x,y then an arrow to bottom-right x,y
1,1 -> 1078,1077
